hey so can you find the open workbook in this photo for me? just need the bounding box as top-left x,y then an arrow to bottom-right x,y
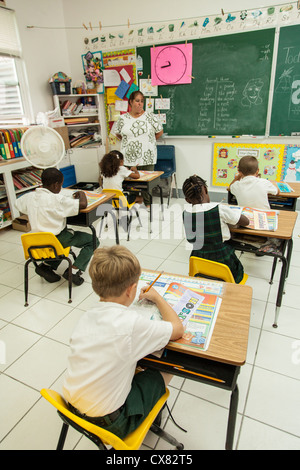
229,205 -> 278,231
61,188 -> 106,209
133,271 -> 223,352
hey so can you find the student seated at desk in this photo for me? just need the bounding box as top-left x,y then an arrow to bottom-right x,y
229,155 -> 278,210
182,175 -> 249,284
229,155 -> 281,252
100,150 -> 143,205
63,245 -> 184,439
15,168 -> 99,286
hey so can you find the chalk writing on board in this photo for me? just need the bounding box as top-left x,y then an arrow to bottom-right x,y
197,77 -> 238,133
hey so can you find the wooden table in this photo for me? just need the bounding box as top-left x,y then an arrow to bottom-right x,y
230,210 -> 298,328
138,270 -> 252,450
228,182 -> 300,212
67,191 -> 116,250
268,181 -> 300,211
122,170 -> 164,229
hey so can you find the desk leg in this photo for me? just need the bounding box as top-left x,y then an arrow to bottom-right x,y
159,185 -> 164,221
273,255 -> 288,328
149,193 -> 153,233
226,384 -> 239,450
89,225 -> 97,252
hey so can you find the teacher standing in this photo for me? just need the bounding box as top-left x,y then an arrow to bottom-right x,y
115,90 -> 163,206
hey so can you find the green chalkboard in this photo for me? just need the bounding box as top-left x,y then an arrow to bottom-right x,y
270,25 -> 300,136
137,29 -> 275,136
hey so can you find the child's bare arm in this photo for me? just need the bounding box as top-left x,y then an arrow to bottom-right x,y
139,287 -> 184,340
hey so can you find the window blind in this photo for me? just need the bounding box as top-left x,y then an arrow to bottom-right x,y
0,56 -> 24,126
0,7 -> 22,58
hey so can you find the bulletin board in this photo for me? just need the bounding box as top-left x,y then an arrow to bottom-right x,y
212,143 -> 285,187
102,49 -> 137,138
280,145 -> 300,182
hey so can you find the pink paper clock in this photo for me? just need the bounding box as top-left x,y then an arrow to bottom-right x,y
151,43 -> 193,86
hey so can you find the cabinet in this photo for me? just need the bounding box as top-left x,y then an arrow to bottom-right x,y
0,158 -> 39,228
53,93 -> 107,149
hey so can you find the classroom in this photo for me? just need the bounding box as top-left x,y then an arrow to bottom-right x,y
0,0 -> 300,451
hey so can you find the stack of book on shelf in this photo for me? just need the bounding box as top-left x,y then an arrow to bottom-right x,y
69,131 -> 101,148
64,116 -> 90,125
0,128 -> 27,160
12,168 -> 42,191
61,97 -> 97,116
0,199 -> 11,221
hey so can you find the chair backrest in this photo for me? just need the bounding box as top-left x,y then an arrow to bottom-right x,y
155,145 -> 176,173
21,232 -> 70,260
101,188 -> 131,210
40,387 -> 170,451
189,256 -> 235,283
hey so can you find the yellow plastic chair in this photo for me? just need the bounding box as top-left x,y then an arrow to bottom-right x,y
21,232 -> 73,306
99,189 -> 142,242
189,256 -> 248,285
40,388 -> 184,450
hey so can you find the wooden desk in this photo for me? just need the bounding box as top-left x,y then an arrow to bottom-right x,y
269,181 -> 300,211
122,170 -> 164,228
228,182 -> 300,211
138,270 -> 252,450
67,192 -> 116,250
230,210 -> 298,328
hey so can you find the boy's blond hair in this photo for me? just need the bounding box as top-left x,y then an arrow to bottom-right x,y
238,155 -> 259,176
89,246 -> 141,298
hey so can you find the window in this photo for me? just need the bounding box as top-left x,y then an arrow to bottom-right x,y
0,6 -> 32,127
0,56 -> 25,126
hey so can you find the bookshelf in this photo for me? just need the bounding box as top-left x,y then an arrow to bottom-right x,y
53,93 -> 106,149
0,158 -> 40,228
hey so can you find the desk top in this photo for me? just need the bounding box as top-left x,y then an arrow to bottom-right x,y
125,170 -> 164,182
231,209 -> 298,240
270,181 -> 300,199
143,270 -> 252,367
80,191 -> 116,213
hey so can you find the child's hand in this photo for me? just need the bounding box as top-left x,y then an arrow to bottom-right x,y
72,191 -> 83,199
139,285 -> 162,304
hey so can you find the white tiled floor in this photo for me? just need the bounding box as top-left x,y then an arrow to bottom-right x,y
0,198 -> 300,450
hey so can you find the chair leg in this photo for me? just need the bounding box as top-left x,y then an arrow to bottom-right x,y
57,422 -> 69,450
150,423 -> 184,450
174,173 -> 179,198
66,258 -> 72,304
24,259 -> 31,307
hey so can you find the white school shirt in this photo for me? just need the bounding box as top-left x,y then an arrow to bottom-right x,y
184,202 -> 241,242
102,165 -> 132,192
63,302 -> 172,416
230,175 -> 278,210
114,111 -> 163,166
15,187 -> 79,235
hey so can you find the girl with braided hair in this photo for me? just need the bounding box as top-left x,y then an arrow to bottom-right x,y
182,175 -> 249,283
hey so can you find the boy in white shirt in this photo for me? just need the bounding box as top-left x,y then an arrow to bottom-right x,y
63,245 -> 184,439
229,155 -> 278,210
15,168 -> 98,285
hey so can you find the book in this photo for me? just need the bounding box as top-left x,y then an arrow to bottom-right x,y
134,272 -> 223,352
277,181 -> 294,193
228,205 -> 278,231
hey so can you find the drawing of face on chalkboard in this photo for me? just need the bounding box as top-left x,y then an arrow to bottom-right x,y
241,79 -> 264,107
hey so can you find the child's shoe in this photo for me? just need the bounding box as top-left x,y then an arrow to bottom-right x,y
63,268 -> 84,286
35,263 -> 61,283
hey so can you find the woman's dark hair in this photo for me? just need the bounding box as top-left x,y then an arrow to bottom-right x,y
128,90 -> 144,106
100,152 -> 123,178
41,168 -> 63,187
182,175 -> 207,203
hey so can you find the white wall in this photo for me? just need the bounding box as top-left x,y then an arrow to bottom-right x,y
5,0 -> 294,196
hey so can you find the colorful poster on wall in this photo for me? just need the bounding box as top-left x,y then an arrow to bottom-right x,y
103,49 -> 137,139
212,143 -> 285,187
280,145 -> 300,182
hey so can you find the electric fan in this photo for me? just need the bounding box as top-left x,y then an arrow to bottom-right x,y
20,126 -> 65,169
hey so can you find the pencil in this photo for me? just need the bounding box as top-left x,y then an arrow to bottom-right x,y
145,271 -> 164,292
